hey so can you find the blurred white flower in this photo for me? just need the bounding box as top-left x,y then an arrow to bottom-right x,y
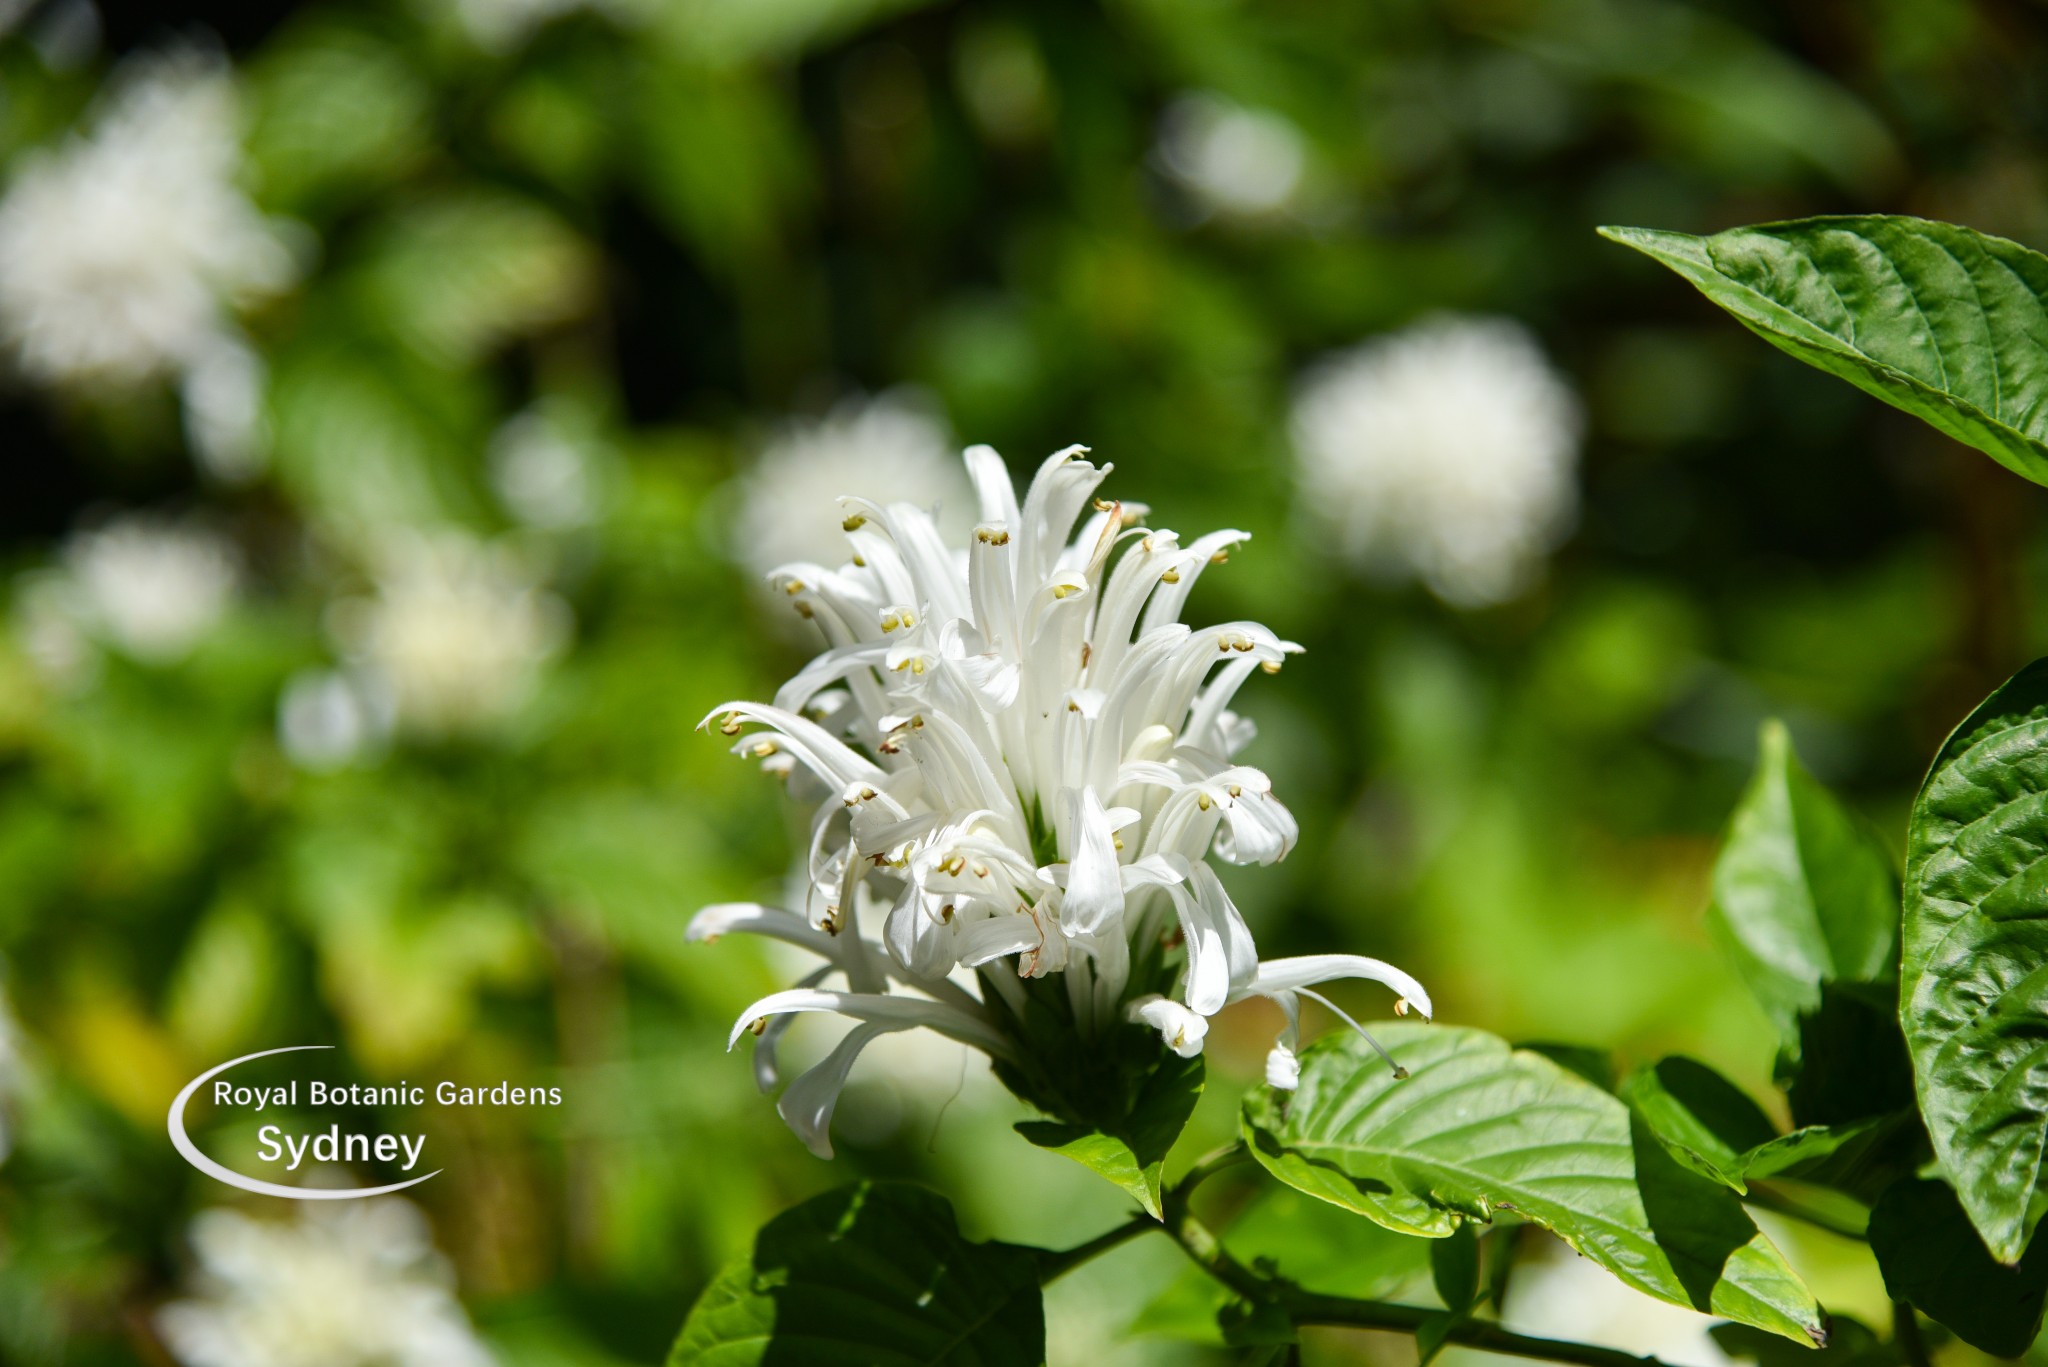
489,408 -> 598,530
329,531 -> 569,737
157,1199 -> 494,1367
0,51 -> 296,394
181,334 -> 271,484
1291,314 -> 1582,608
19,515 -> 239,672
445,0 -> 616,52
732,393 -> 974,583
277,668 -> 396,771
1503,1238 -> 1733,1367
1156,93 -> 1308,219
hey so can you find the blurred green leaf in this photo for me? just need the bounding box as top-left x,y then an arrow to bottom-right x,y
1242,1025 -> 1824,1344
1603,216 -> 2048,488
245,20 -> 432,213
1015,1052 -> 1201,1218
355,190 -> 597,367
1708,720 -> 1898,1044
1869,1178 -> 2048,1356
669,1181 -> 1045,1366
1903,656 -> 2048,1263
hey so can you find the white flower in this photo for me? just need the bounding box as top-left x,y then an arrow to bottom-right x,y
328,531 -> 569,737
692,445 -> 1427,1156
277,668 -> 396,771
0,51 -> 296,392
157,1200 -> 494,1367
21,515 -> 239,671
1156,93 -> 1308,219
444,0 -> 615,52
489,407 -> 600,530
1291,314 -> 1583,608
732,393 -> 974,584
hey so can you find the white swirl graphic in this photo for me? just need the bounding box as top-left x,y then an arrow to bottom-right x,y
167,1045 -> 441,1199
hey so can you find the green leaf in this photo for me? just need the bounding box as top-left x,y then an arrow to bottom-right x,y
1777,983 -> 1915,1130
1712,1315 -> 1912,1367
1869,1178 -> 2048,1356
669,1181 -> 1046,1367
1601,217 -> 2048,487
1429,1224 -> 1479,1315
1015,1052 -> 1201,1218
1708,721 -> 1899,1044
1903,657 -> 2048,1262
1241,1025 -> 1825,1345
1620,1054 -> 1908,1206
1621,1057 -> 1778,1192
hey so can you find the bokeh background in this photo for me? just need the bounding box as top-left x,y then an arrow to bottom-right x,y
2,0 -> 2046,1363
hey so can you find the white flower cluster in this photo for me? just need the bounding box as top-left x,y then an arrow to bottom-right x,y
0,51 -> 297,476
157,1200 -> 493,1367
15,514 -> 238,687
733,393 -> 973,583
692,446 -> 1427,1156
1155,92 -> 1309,220
1291,314 -> 1583,608
322,530 -> 570,742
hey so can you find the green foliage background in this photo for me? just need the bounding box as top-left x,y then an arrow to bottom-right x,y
4,0 -> 2048,1362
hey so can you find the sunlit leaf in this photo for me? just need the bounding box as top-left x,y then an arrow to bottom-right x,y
1707,720 -> 1899,1045
1603,217 -> 2048,487
1242,1026 -> 1824,1345
1903,657 -> 2048,1262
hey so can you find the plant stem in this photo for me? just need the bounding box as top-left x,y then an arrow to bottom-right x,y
1892,1301 -> 1932,1367
1157,1167 -> 1679,1367
1180,1140 -> 1252,1192
1040,1216 -> 1157,1282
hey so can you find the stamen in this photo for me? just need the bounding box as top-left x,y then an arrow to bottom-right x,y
842,514 -> 867,532
719,712 -> 743,735
1300,988 -> 1407,1079
1160,568 -> 1181,584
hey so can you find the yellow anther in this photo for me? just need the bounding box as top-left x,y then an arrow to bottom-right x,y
972,863 -> 989,878
851,554 -> 866,568
859,786 -> 877,801
1052,583 -> 1079,599
1394,999 -> 1411,1017
1227,784 -> 1242,799
794,601 -> 815,619
750,740 -> 779,758
720,712 -> 744,735
1112,836 -> 1125,851
1261,660 -> 1281,674
1197,793 -> 1213,811
751,1017 -> 770,1037
940,904 -> 955,923
784,580 -> 805,595
1068,699 -> 1082,712
1160,569 -> 1181,584
1080,643 -> 1092,668
910,658 -> 926,675
842,514 -> 867,532
1093,499 -> 1115,512
1210,551 -> 1230,565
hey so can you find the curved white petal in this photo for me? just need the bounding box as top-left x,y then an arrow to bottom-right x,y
1238,954 -> 1432,1020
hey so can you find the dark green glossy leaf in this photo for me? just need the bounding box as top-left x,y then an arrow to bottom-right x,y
670,1181 -> 1045,1367
1621,1057 -> 1778,1191
1602,217 -> 2048,487
1429,1224 -> 1479,1315
1241,1025 -> 1825,1345
1778,983 -> 1915,1130
1708,721 -> 1899,1044
1712,1315 -> 1914,1367
1870,1179 -> 2048,1356
1015,1052 -> 1201,1217
1903,657 -> 2048,1262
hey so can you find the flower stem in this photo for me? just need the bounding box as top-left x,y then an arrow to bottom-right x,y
1892,1301 -> 1932,1367
1157,1162 -> 1679,1367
